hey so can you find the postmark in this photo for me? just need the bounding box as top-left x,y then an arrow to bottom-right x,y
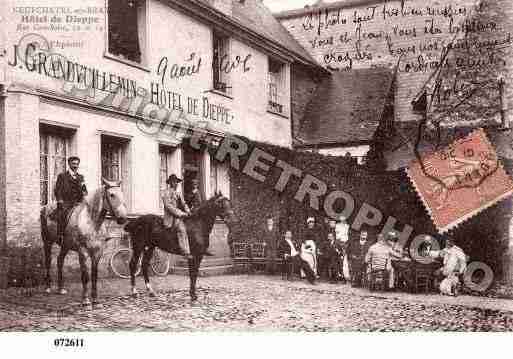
407,128 -> 513,233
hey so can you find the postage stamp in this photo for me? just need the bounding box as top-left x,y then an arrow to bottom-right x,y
407,128 -> 513,233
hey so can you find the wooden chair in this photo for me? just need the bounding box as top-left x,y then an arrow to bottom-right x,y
232,242 -> 250,273
250,242 -> 267,273
367,255 -> 389,291
349,260 -> 366,287
413,266 -> 433,293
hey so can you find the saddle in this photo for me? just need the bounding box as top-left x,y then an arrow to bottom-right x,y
49,204 -> 77,229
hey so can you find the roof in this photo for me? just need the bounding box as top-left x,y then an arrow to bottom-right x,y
274,0 -> 380,19
231,0 -> 318,65
297,68 -> 395,146
195,0 -> 319,67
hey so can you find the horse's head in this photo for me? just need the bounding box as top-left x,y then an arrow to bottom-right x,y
102,178 -> 128,224
212,191 -> 237,225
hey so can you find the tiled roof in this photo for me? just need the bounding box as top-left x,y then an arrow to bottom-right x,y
195,0 -> 319,66
231,0 -> 318,65
297,68 -> 395,146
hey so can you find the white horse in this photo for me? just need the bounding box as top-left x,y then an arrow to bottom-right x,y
40,178 -> 128,305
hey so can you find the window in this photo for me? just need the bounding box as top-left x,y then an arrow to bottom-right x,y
268,58 -> 286,114
107,0 -> 147,64
212,32 -> 231,94
101,135 -> 130,207
40,127 -> 72,206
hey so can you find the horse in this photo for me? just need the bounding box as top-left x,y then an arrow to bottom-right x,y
40,178 -> 128,305
123,192 -> 236,301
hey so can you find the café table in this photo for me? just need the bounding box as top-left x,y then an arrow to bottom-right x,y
391,258 -> 442,293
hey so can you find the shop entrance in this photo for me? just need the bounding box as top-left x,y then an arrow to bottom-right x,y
182,142 -> 204,202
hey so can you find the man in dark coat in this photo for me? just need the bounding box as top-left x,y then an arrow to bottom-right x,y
54,156 -> 88,244
185,179 -> 202,211
318,218 -> 337,279
346,231 -> 371,286
324,232 -> 345,283
262,217 -> 280,274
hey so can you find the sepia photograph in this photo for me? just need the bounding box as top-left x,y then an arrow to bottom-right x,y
1,0 -> 513,348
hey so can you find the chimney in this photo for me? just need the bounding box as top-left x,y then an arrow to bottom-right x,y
205,0 -> 233,17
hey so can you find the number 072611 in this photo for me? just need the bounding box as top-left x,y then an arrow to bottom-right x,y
53,338 -> 84,347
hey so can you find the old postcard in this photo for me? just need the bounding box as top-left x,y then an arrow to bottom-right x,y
1,0 -> 513,350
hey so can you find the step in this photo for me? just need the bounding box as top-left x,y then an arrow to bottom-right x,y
171,264 -> 237,277
175,257 -> 234,267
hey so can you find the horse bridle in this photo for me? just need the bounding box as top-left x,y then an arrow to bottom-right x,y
102,184 -> 121,220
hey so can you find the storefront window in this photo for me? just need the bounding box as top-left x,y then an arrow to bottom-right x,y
159,145 -> 176,209
101,135 -> 130,208
40,127 -> 70,206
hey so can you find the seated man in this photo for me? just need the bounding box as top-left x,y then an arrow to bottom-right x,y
365,234 -> 402,289
430,238 -> 467,296
279,230 -> 316,284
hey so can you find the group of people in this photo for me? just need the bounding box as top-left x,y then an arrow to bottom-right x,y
52,156 -> 210,257
259,215 -> 357,285
259,215 -> 469,296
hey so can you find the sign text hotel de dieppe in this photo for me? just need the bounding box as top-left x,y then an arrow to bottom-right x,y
7,6 -> 237,129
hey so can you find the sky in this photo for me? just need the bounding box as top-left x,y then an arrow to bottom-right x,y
263,0 -> 316,13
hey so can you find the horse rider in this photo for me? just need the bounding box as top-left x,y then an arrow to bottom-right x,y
162,174 -> 193,258
54,156 -> 88,245
185,178 -> 203,211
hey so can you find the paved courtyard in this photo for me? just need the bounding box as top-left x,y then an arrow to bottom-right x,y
1,275 -> 513,331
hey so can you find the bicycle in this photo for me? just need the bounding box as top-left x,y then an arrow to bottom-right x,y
110,237 -> 171,279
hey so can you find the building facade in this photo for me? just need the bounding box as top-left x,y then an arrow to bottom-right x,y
0,0 -> 321,276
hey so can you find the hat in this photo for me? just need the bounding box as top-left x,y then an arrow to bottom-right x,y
166,174 -> 183,184
387,231 -> 399,241
306,217 -> 315,224
68,156 -> 80,163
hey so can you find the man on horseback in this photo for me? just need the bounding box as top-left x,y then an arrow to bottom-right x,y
162,174 -> 193,258
54,156 -> 88,245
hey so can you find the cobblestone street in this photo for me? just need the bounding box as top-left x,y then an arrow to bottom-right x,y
1,275 -> 513,331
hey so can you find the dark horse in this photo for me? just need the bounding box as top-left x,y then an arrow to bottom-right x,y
123,192 -> 236,301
